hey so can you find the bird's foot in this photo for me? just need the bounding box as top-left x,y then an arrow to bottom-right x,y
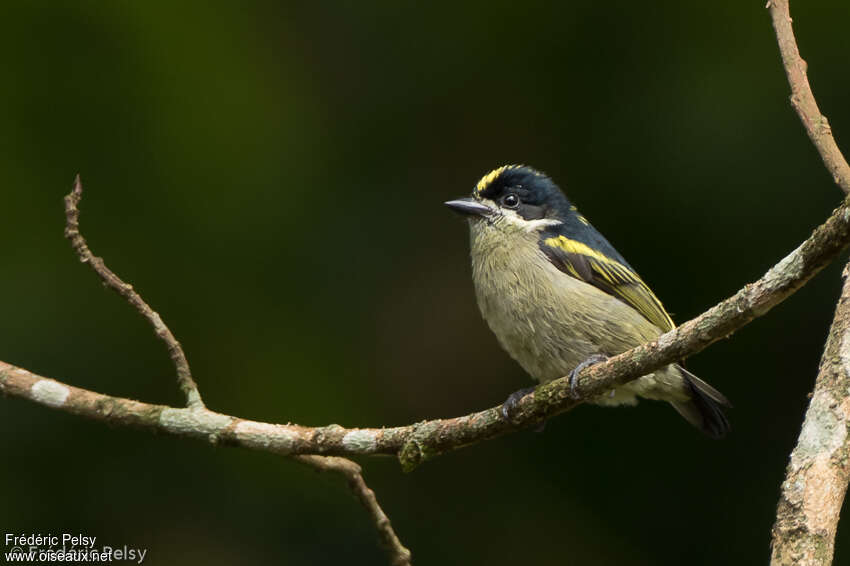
500,386 -> 537,424
568,354 -> 609,399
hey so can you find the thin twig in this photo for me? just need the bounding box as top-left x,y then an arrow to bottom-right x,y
768,0 -> 850,195
770,264 -> 850,566
296,455 -> 413,566
63,175 -> 204,409
4,193 -> 850,470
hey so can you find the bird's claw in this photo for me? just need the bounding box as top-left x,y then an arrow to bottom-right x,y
500,386 -> 536,424
568,354 -> 609,399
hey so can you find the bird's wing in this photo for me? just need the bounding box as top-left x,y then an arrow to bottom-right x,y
540,234 -> 675,332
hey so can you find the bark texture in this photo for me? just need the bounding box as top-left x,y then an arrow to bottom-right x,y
771,266 -> 850,565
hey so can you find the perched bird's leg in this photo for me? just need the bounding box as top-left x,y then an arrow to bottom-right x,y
499,386 -> 537,424
568,354 -> 609,399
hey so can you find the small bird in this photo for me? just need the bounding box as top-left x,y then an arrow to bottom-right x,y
445,165 -> 730,438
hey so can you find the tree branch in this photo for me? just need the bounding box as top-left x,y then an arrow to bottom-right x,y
766,2 -> 850,564
770,264 -> 850,566
63,175 -> 204,409
4,194 -> 850,471
297,455 -> 412,566
768,0 -> 850,195
3,5 -> 844,564
61,177 -> 412,565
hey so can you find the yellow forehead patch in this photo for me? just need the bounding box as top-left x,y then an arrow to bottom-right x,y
475,164 -> 523,196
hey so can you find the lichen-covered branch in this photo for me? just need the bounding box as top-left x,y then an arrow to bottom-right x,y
768,0 -> 850,195
770,264 -> 850,566
64,175 -> 204,409
4,195 -> 850,472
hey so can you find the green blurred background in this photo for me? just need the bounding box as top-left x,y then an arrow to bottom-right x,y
2,1 -> 850,564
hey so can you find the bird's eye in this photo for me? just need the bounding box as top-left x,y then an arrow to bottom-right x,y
502,193 -> 520,208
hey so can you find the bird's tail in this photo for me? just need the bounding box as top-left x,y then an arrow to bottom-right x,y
670,366 -> 731,439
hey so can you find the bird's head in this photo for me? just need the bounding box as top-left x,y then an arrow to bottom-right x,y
445,165 -> 582,233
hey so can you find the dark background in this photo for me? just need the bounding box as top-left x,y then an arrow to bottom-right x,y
2,1 -> 849,564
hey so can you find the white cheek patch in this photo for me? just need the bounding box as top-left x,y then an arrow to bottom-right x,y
498,208 -> 562,232
523,218 -> 563,232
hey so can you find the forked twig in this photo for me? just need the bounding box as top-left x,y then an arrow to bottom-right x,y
60,175 -> 411,565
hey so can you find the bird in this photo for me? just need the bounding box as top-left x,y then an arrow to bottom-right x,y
445,164 -> 730,438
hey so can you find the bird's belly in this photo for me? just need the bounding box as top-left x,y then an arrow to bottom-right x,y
473,256 -> 668,395
478,293 -> 597,382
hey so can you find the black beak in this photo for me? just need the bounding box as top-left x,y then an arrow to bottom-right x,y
444,197 -> 492,217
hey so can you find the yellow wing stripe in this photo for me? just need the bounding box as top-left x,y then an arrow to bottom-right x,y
543,235 -> 675,331
543,235 -> 620,270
